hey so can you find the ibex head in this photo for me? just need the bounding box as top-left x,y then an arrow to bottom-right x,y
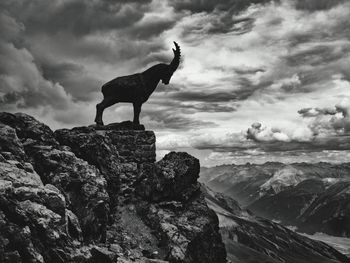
162,41 -> 181,85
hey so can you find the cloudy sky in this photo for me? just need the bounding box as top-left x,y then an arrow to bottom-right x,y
1,0 -> 350,166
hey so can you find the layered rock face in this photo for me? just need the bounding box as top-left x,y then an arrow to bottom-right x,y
0,113 -> 226,263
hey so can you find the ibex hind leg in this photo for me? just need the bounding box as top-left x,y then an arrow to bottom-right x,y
133,102 -> 142,125
94,102 -> 104,125
94,98 -> 118,125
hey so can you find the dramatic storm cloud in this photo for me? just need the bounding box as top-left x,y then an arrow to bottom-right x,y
1,0 -> 350,165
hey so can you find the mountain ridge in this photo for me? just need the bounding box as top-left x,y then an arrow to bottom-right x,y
200,162 -> 350,238
201,184 -> 350,263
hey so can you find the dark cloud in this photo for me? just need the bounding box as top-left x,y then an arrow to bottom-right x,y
26,31 -> 169,69
233,67 -> 265,75
125,17 -> 177,40
247,135 -> 350,153
0,92 -> 22,105
178,12 -> 255,39
169,91 -> 239,102
208,17 -> 255,35
0,9 -> 24,41
247,123 -> 288,142
0,88 -> 69,110
286,45 -> 348,67
293,0 -> 346,11
1,0 -> 152,36
150,99 -> 237,113
0,11 -> 72,110
298,107 -> 337,117
142,108 -> 216,130
169,0 -> 279,38
185,103 -> 236,113
169,0 -> 274,13
39,60 -> 101,102
1,0 -> 176,75
167,83 -> 258,103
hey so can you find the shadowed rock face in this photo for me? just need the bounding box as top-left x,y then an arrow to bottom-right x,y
0,112 -> 226,263
297,181 -> 350,237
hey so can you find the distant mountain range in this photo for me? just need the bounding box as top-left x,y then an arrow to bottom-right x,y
200,162 -> 350,237
202,185 -> 350,263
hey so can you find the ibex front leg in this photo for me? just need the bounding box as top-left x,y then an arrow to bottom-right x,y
95,98 -> 118,125
133,102 -> 142,125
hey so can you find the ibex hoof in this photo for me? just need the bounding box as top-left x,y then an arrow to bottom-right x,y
95,121 -> 104,126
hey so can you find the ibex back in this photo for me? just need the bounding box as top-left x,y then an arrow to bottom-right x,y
94,42 -> 181,126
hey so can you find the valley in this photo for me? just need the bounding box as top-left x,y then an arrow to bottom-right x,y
200,162 -> 350,262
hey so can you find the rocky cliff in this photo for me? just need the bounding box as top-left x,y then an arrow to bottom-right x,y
0,112 -> 226,263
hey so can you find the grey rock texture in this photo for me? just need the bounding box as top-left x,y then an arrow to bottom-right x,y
0,112 -> 226,263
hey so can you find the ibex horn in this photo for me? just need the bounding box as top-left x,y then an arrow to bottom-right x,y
170,41 -> 181,71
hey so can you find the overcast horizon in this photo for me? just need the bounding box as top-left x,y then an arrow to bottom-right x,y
1,0 -> 350,166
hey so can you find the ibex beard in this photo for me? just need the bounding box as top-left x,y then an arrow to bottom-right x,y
94,42 -> 181,126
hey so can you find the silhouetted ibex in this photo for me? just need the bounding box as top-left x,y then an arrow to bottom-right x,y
94,42 -> 181,126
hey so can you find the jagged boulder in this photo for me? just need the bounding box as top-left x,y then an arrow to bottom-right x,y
0,123 -> 27,162
27,145 -> 110,242
0,112 -> 58,146
138,152 -> 200,202
137,195 -> 227,263
0,113 -> 110,243
0,158 -> 72,262
0,158 -> 41,188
